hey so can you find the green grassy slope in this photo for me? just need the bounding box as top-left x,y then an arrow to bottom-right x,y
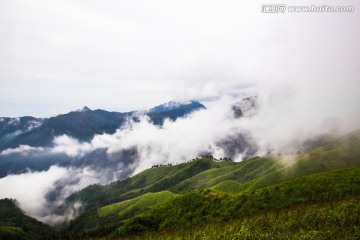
64,130 -> 360,238
211,180 -> 243,193
70,130 -> 360,210
67,157 -> 234,211
66,191 -> 176,237
116,166 -> 360,237
0,199 -> 58,240
170,157 -> 281,193
98,191 -> 175,218
243,129 -> 360,191
116,197 -> 360,240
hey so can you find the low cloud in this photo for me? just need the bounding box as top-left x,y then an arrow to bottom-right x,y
0,145 -> 45,156
86,89 -> 358,174
51,135 -> 93,157
0,166 -> 117,226
0,166 -> 67,220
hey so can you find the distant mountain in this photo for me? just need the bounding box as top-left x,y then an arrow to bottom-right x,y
232,96 -> 258,118
0,109 -> 127,150
147,101 -> 206,125
0,116 -> 44,147
76,106 -> 92,112
0,101 -> 205,151
149,101 -> 205,113
0,101 -> 206,178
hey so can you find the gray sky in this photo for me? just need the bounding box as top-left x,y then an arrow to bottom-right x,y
1,0 -> 360,117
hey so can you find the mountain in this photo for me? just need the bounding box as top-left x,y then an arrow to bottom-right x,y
232,96 -> 258,118
0,109 -> 128,150
76,106 -> 91,112
0,109 -> 130,178
60,130 -> 360,238
0,116 -> 44,148
0,198 -> 58,239
0,101 -> 206,178
147,101 -> 206,125
148,101 -> 205,113
0,101 -> 206,151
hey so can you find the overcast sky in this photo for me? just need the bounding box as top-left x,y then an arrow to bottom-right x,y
1,0 -> 359,117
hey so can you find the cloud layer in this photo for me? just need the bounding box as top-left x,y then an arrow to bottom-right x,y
0,166 -> 118,225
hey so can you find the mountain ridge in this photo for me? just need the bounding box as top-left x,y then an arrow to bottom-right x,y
0,100 -> 206,151
0,100 -> 206,178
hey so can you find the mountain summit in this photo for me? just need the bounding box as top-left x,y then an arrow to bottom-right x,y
77,106 -> 92,112
148,101 -> 206,113
146,100 -> 206,125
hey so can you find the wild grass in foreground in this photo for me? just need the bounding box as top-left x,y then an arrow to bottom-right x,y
94,197 -> 360,240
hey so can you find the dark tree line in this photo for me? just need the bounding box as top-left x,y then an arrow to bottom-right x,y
151,156 -> 233,168
151,163 -> 173,168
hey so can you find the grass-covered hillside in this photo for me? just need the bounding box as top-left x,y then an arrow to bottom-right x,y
115,167 -> 360,239
116,196 -> 360,240
0,199 -> 58,240
61,130 -> 360,239
66,156 -> 236,212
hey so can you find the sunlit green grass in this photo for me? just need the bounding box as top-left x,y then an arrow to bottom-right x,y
98,191 -> 175,218
112,197 -> 360,240
114,166 -> 360,238
211,180 -> 243,193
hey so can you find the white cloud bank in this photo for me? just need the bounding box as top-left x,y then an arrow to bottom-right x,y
0,166 -> 116,225
0,167 -> 67,222
42,88 -> 360,174
0,145 -> 45,155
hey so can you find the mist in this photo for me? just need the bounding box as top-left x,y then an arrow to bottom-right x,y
0,165 -> 120,226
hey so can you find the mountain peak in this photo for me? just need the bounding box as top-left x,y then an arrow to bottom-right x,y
148,101 -> 205,113
78,106 -> 92,112
232,96 -> 258,118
